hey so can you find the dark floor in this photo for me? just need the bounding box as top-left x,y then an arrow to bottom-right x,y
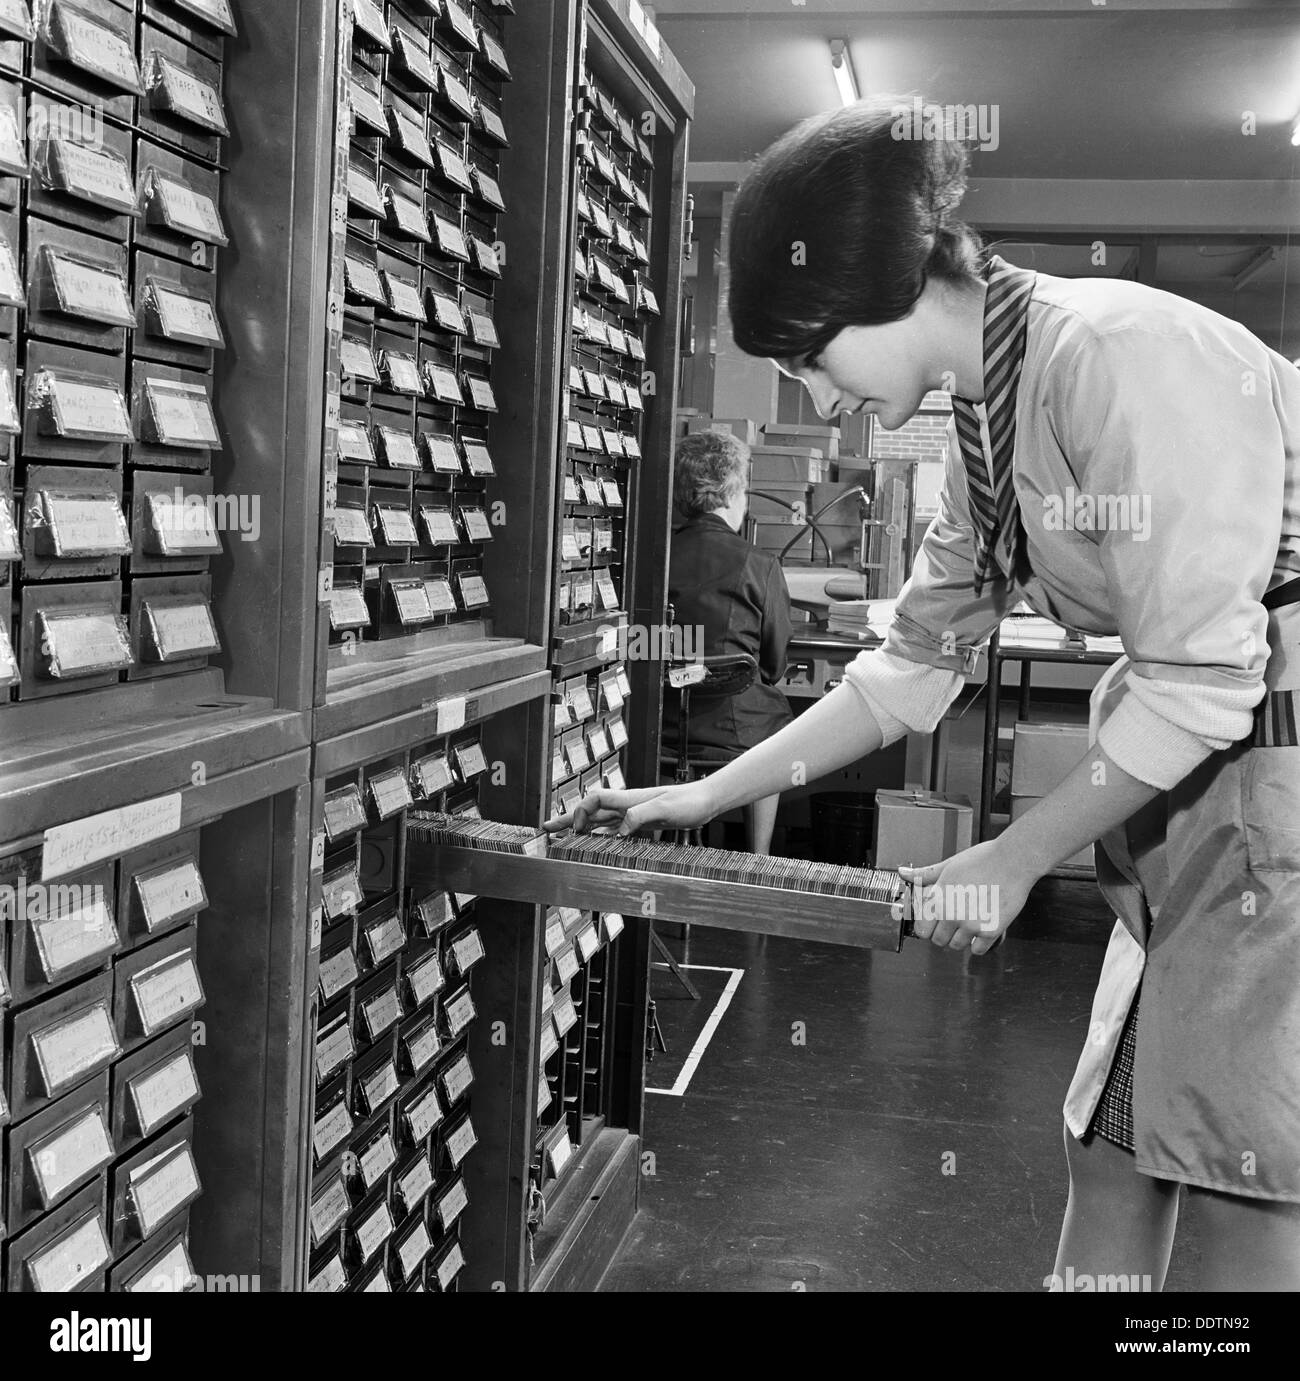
600,881 -> 1208,1293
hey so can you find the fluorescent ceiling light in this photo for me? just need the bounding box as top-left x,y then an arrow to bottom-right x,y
830,39 -> 858,107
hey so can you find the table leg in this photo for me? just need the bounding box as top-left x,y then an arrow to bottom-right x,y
979,638 -> 1002,843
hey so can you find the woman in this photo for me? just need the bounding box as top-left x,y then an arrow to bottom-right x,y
664,429 -> 793,853
547,98 -> 1300,1290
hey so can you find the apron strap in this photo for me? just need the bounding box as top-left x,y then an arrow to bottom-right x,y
1263,576 -> 1300,611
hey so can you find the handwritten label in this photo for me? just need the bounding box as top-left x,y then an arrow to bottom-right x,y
576,924 -> 601,963
350,82 -> 386,135
151,173 -> 226,244
134,858 -> 207,933
44,794 -> 181,881
310,1175 -> 350,1246
41,490 -> 132,556
130,1050 -> 199,1136
389,107 -> 433,164
0,101 -> 25,173
435,697 -> 466,734
28,1212 -> 110,1293
129,947 -> 203,1037
351,0 -> 390,48
405,1016 -> 441,1071
603,911 -> 626,941
383,272 -> 425,320
0,235 -> 21,304
323,785 -> 366,839
59,230 -> 134,307
145,601 -> 221,662
374,504 -> 417,545
343,255 -> 385,303
432,214 -> 468,259
478,105 -> 507,144
361,986 -> 402,1042
360,1059 -> 399,1113
392,580 -> 433,626
145,379 -> 220,447
397,1155 -> 434,1213
405,1086 -> 442,1141
441,1052 -> 473,1104
548,1128 -> 574,1176
130,1143 -> 201,1237
472,170 -> 504,212
307,1255 -> 346,1293
0,0 -> 35,42
355,1201 -> 394,1261
57,8 -> 141,92
315,1018 -> 353,1081
443,987 -> 476,1037
406,952 -> 445,1007
42,375 -> 134,440
359,1129 -> 397,1188
152,54 -> 229,134
336,422 -> 375,463
553,990 -> 578,1035
174,0 -> 236,33
446,1116 -> 477,1167
339,338 -> 379,381
328,585 -> 369,630
398,1220 -> 432,1279
318,947 -> 358,1003
30,1105 -> 113,1204
312,1100 -> 352,1162
450,929 -> 484,975
465,376 -> 497,411
471,237 -> 500,275
434,142 -> 471,191
430,1240 -> 463,1291
48,140 -> 135,210
458,574 -> 489,609
128,1237 -> 196,1293
365,911 -> 406,965
435,1178 -> 468,1231
33,889 -> 117,978
461,440 -> 494,476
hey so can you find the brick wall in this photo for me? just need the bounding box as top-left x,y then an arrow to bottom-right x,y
870,390 -> 952,464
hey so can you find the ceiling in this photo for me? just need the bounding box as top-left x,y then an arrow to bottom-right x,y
656,1 -> 1300,177
655,0 -> 1300,356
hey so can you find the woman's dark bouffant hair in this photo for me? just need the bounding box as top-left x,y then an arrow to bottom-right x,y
728,96 -> 986,362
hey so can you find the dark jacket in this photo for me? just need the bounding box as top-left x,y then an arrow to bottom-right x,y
664,512 -> 794,756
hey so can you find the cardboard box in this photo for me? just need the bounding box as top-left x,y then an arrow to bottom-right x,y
872,789 -> 973,868
749,448 -> 828,483
684,416 -> 760,446
1010,795 -> 1094,870
762,422 -> 840,459
1010,721 -> 1090,797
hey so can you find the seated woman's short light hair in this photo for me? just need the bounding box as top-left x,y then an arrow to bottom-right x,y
673,430 -> 751,520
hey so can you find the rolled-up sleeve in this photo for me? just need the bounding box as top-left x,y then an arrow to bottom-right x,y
1058,326 -> 1282,788
843,418 -> 1011,741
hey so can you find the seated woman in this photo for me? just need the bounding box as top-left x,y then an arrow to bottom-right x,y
664,429 -> 793,854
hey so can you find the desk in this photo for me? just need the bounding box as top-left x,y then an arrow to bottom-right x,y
979,629 -> 1122,858
785,629 -> 943,790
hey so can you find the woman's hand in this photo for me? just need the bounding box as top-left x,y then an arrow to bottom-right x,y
897,840 -> 1042,956
543,780 -> 715,837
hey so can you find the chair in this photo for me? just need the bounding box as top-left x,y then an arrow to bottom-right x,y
650,651 -> 760,998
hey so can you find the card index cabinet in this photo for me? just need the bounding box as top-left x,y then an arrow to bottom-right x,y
316,0 -> 529,713
1,0 -> 236,711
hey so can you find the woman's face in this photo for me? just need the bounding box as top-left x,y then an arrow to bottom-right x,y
777,319 -> 933,431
